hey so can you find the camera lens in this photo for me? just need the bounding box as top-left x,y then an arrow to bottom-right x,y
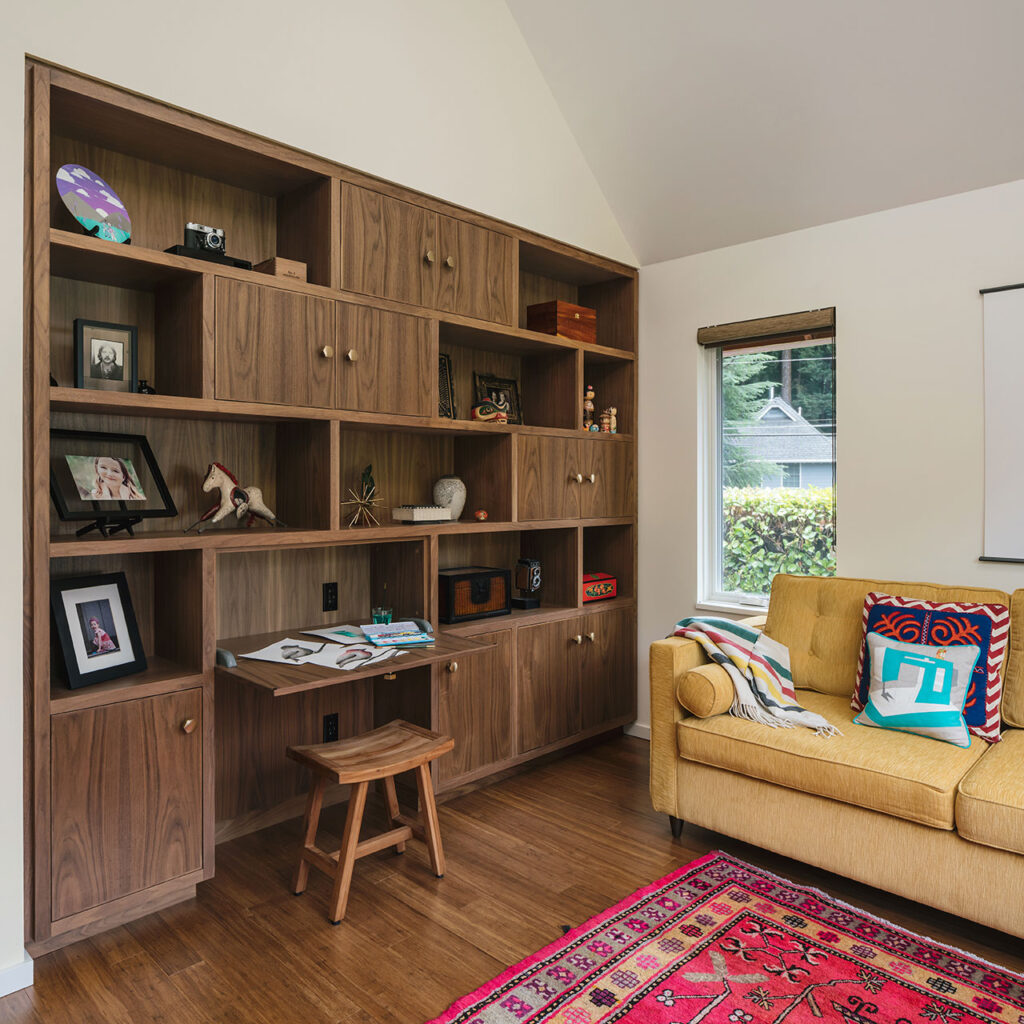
204,231 -> 223,250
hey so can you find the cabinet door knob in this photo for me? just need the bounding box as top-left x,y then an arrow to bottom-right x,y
383,672 -> 397,680
571,473 -> 583,484
571,634 -> 583,645
586,631 -> 596,642
320,345 -> 335,359
447,661 -> 458,673
444,255 -> 456,269
424,250 -> 435,264
181,718 -> 197,735
345,348 -> 358,362
585,473 -> 596,484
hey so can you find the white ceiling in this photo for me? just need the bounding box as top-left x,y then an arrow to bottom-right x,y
506,0 -> 1024,265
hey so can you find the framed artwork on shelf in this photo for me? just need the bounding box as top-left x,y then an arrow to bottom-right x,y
473,372 -> 522,425
74,319 -> 139,393
50,572 -> 146,688
439,353 -> 456,419
49,428 -> 177,537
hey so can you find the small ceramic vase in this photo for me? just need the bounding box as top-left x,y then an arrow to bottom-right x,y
433,475 -> 467,521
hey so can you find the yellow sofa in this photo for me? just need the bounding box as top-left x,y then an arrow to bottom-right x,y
649,574 -> 1024,938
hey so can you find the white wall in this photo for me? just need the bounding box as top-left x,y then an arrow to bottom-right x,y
637,180 -> 1024,734
1,0 -> 633,978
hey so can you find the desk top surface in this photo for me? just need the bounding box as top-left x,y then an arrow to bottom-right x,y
215,628 -> 494,696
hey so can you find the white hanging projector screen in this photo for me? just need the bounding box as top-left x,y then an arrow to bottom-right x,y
982,286 -> 1024,560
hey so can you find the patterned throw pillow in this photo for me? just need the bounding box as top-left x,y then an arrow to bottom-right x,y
853,633 -> 980,747
851,592 -> 1009,742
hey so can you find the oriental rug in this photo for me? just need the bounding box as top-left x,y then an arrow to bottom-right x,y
427,851 -> 1023,1024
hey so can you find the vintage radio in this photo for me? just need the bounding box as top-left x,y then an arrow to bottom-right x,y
582,572 -> 618,603
526,300 -> 597,345
438,566 -> 511,624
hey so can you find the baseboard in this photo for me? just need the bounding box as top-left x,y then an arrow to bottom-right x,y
624,722 -> 650,740
0,951 -> 33,997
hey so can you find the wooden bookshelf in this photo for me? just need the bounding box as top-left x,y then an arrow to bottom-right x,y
25,58 -> 638,951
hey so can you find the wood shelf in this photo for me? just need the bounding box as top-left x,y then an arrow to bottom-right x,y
439,596 -> 637,637
216,629 -> 493,696
50,658 -> 204,714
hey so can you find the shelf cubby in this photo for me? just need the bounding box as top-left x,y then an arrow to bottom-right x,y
582,524 -> 635,603
583,351 -> 634,437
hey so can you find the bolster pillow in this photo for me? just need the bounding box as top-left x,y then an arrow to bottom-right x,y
676,663 -> 733,718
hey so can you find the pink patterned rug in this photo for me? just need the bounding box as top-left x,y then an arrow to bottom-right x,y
427,851 -> 1023,1023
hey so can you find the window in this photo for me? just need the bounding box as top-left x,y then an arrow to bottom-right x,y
699,311 -> 836,608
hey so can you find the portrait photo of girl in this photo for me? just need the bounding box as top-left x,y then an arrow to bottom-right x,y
75,599 -> 120,659
66,454 -> 147,501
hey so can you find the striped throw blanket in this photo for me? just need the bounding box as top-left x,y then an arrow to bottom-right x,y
674,616 -> 840,737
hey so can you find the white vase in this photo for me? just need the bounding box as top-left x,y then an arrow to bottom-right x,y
433,475 -> 467,521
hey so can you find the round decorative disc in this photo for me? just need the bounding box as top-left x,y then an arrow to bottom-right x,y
55,164 -> 132,244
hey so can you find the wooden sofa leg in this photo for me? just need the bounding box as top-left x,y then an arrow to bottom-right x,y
669,815 -> 684,838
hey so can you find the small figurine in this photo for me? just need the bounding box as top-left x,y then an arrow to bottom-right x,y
184,462 -> 286,533
599,408 -> 612,433
474,509 -> 488,521
137,379 -> 157,395
341,464 -> 383,527
607,406 -> 618,434
470,400 -> 508,423
583,383 -> 595,431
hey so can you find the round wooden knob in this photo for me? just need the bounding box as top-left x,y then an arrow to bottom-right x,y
572,634 -> 583,645
320,345 -> 334,359
444,255 -> 456,269
572,473 -> 583,484
586,631 -> 596,642
345,349 -> 358,362
424,250 -> 435,264
585,473 -> 596,484
447,661 -> 458,673
181,718 -> 197,735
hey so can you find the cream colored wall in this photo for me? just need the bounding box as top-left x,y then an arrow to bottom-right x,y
637,180 -> 1024,735
1,0 -> 633,973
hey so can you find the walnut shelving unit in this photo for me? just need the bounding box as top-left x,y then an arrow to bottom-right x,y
25,60 -> 638,952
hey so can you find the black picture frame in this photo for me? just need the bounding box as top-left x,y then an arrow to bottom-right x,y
439,353 -> 456,419
473,372 -> 523,425
49,428 -> 177,538
74,319 -> 139,393
50,572 -> 147,689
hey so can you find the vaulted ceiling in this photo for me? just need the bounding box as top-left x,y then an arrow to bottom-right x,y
506,0 -> 1024,265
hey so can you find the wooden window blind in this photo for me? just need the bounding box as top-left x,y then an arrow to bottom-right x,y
697,308 -> 835,350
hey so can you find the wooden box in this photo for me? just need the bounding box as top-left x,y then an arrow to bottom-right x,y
439,566 -> 511,623
582,572 -> 617,603
254,256 -> 308,283
526,300 -> 597,344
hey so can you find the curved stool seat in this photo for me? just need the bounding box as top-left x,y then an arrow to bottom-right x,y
287,720 -> 453,924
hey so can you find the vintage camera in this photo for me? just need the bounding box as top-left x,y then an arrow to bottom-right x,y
184,222 -> 226,253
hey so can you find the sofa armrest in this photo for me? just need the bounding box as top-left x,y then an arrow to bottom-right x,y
739,613 -> 768,629
649,636 -> 711,815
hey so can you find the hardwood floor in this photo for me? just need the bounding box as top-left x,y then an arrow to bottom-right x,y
3,735 -> 1023,1023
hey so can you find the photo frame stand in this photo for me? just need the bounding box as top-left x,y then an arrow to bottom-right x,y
75,511 -> 143,538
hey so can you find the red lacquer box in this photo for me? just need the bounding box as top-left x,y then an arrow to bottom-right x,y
582,572 -> 617,602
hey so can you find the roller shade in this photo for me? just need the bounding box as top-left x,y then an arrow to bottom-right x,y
698,308 -> 836,349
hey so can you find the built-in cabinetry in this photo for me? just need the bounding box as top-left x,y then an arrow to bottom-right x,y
25,59 -> 637,952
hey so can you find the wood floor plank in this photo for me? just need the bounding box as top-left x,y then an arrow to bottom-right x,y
4,735 -> 1024,1024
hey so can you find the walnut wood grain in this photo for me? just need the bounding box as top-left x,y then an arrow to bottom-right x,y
583,523 -> 635,602
580,440 -> 635,519
50,688 -> 203,919
584,355 -> 634,437
155,275 -> 205,398
516,618 -> 581,753
276,420 -> 335,530
277,177 -> 333,288
436,216 -> 514,325
579,605 -> 636,730
516,436 -> 580,521
579,275 -> 638,353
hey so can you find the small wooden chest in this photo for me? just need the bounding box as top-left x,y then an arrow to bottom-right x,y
254,256 -> 308,283
526,300 -> 597,345
439,566 -> 511,624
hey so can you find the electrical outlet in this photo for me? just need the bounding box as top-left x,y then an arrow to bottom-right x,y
323,712 -> 339,744
322,581 -> 338,612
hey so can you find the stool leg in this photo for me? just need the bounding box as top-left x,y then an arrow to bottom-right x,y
381,775 -> 406,854
329,780 -> 368,924
293,775 -> 326,895
414,763 -> 445,878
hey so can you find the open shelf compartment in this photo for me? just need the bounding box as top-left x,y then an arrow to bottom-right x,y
582,523 -> 635,603
583,352 -> 634,437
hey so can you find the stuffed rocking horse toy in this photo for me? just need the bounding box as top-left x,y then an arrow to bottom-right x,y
183,462 -> 287,534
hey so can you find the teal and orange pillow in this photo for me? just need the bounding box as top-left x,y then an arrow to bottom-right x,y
853,632 -> 980,747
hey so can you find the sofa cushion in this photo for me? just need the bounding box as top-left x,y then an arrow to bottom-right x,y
676,690 -> 986,829
1000,590 -> 1024,728
676,663 -> 733,718
956,728 -> 1024,855
764,575 -> 1012,697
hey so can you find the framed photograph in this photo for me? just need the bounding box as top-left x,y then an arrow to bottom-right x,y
74,319 -> 138,393
473,372 -> 522,425
50,572 -> 146,688
439,353 -> 456,419
50,428 -> 177,537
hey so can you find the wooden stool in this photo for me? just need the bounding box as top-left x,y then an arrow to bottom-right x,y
286,719 -> 454,924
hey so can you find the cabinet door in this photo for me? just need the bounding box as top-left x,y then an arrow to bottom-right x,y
580,441 -> 635,518
336,303 -> 433,416
517,618 -> 581,753
436,215 -> 514,325
341,183 -> 437,308
437,629 -> 512,784
50,689 -> 204,921
517,436 -> 581,521
215,279 -> 335,407
579,607 -> 637,731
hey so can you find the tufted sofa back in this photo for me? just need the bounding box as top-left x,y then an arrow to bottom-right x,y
763,575 -> 1015,711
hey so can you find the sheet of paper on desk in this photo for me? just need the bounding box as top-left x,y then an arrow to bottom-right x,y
240,638 -> 331,664
304,643 -> 407,670
302,625 -> 366,644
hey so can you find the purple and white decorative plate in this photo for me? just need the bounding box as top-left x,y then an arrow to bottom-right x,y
56,164 -> 131,244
